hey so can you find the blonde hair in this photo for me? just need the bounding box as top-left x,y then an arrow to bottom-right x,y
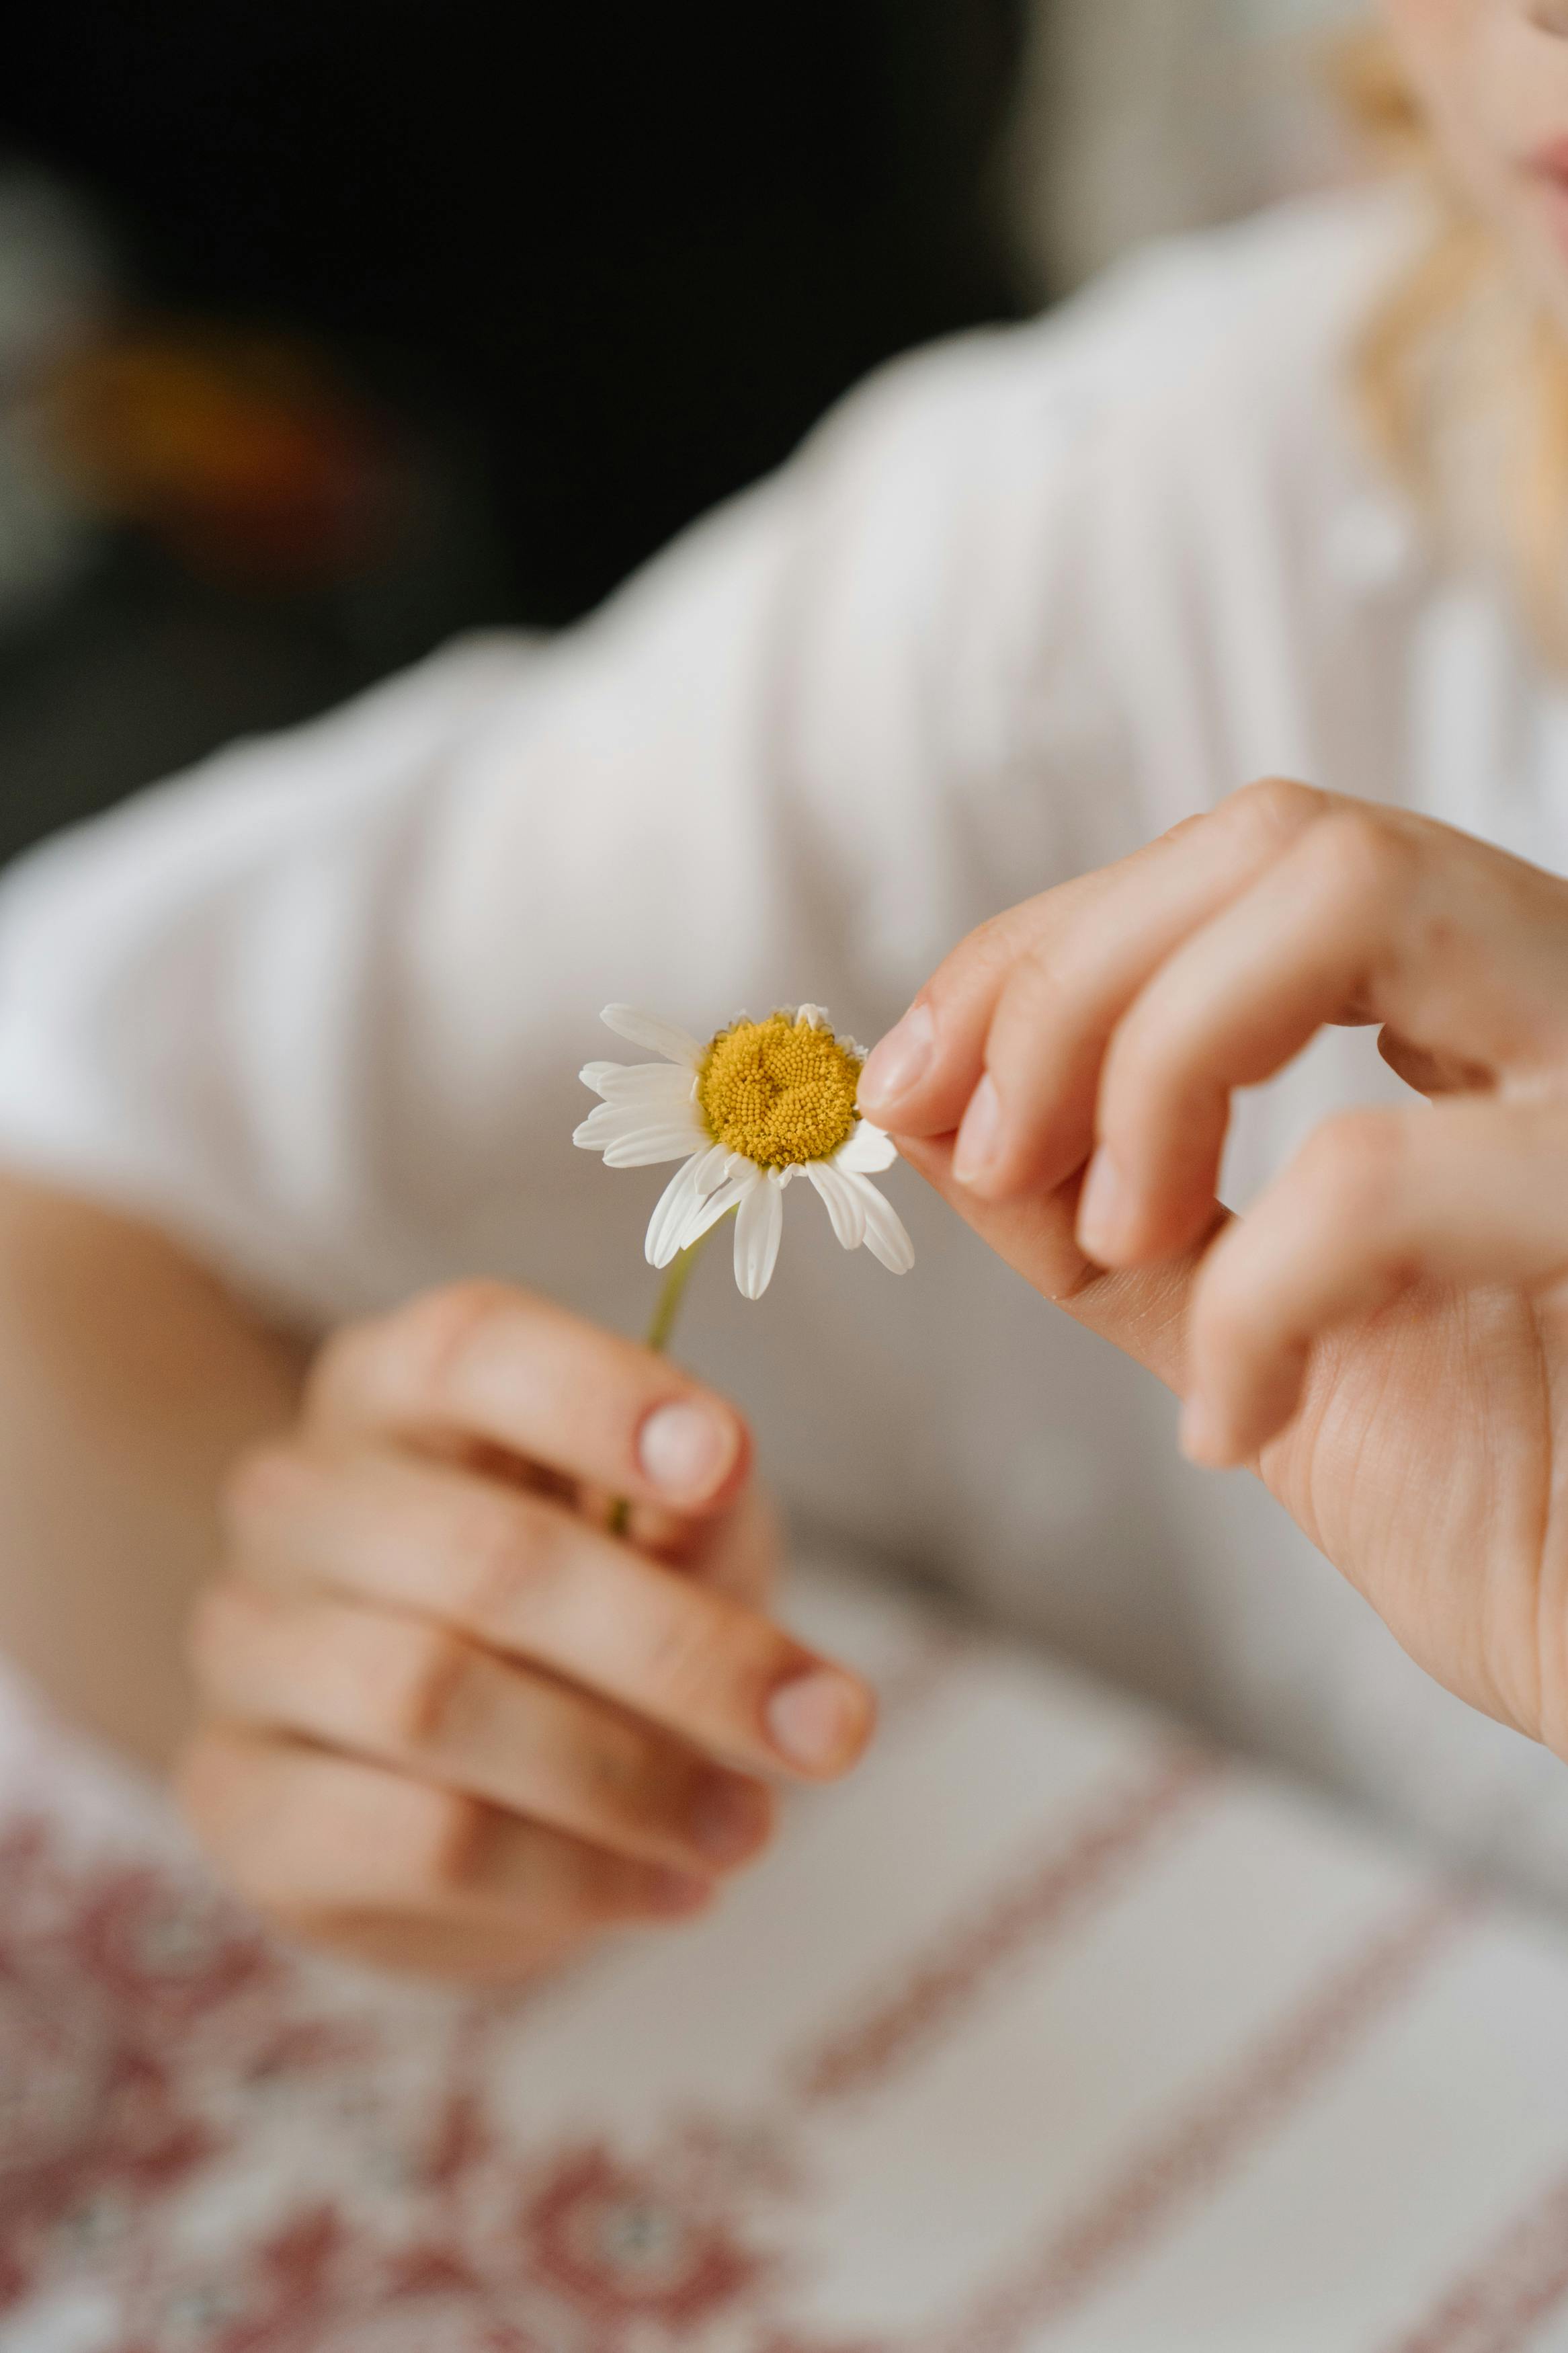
1336,28 -> 1568,665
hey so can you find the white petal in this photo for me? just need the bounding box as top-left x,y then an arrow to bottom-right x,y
843,1172 -> 915,1274
573,1103 -> 634,1151
600,1005 -> 704,1068
575,1099 -> 639,1135
603,1118 -> 709,1168
837,1117 -> 899,1174
734,1169 -> 786,1300
645,1154 -> 703,1268
806,1160 -> 866,1249
645,1145 -> 731,1267
585,1064 -> 698,1111
580,1060 -> 627,1095
677,1170 -> 751,1252
796,1003 -> 830,1029
693,1144 -> 731,1198
574,1099 -> 697,1152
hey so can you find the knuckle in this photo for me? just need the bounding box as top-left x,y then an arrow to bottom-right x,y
1007,924 -> 1073,1010
303,1314 -> 380,1419
380,1623 -> 474,1752
306,1280 -> 529,1428
183,1585 -> 231,1685
1103,991 -> 1182,1094
943,897 -> 1053,996
1303,1109 -> 1408,1228
1305,807 -> 1417,907
570,1861 -> 641,1925
220,1439 -> 308,1539
184,1577 -> 263,1686
630,1599 -> 735,1722
404,1280 -> 521,1393
1192,1242 -> 1280,1354
452,1492 -> 554,1634
1102,1007 -> 1212,1133
489,1821 -> 602,1925
959,911 -> 1024,981
399,1785 -> 485,1897
593,1856 -> 704,1927
1228,775 -> 1328,847
582,1714 -> 692,1831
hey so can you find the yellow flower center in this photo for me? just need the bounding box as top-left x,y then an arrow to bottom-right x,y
697,1012 -> 862,1169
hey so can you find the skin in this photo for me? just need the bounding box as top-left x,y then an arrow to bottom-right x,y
1378,0 -> 1568,327
3,0 -> 1567,1979
849,0 -> 1568,1761
0,1181 -> 872,1983
859,785 -> 1568,1760
181,1283 -> 874,1980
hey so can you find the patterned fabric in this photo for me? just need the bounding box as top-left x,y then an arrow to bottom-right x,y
3,1568 -> 1568,2352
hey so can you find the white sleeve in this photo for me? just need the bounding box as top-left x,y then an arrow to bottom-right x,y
0,231 -> 1288,1328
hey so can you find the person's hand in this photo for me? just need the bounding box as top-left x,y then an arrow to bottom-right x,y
176,1283 -> 874,1981
859,780 -> 1568,1758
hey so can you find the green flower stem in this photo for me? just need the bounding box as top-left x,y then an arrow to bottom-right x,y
608,1220 -> 724,1537
645,1227 -> 712,1353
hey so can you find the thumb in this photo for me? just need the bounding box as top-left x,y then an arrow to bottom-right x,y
895,1134 -> 1227,1395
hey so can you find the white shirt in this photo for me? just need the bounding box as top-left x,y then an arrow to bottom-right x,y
3,183 -> 1568,1900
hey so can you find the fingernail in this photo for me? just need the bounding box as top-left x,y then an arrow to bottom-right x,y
646,1868 -> 714,1916
765,1669 -> 870,1773
859,1003 -> 935,1113
1077,1148 -> 1132,1261
952,1074 -> 1003,1187
692,1776 -> 772,1866
637,1402 -> 736,1498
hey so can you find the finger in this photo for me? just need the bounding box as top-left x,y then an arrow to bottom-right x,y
858,780 -> 1329,1170
1079,806 -> 1414,1264
654,1476 -> 780,1607
580,1475 -> 778,1599
308,1283 -> 750,1516
1183,1098 -> 1568,1468
223,1445 -> 867,1779
1086,805 -> 1568,1265
177,1724 -> 710,1982
951,781 -> 1338,1201
857,881 -> 1112,1138
189,1580 -> 778,1879
893,1132 -> 1218,1392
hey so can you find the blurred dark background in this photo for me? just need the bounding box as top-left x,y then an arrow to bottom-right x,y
0,1 -> 1026,865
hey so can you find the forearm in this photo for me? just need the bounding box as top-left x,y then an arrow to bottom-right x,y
0,1174 -> 306,1769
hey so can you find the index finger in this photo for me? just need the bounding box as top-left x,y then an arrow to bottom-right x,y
309,1283 -> 750,1517
858,780 -> 1332,1180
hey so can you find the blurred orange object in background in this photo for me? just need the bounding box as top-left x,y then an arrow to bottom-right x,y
40,328 -> 409,587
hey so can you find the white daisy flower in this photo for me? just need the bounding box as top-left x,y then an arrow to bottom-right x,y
574,1002 -> 915,1301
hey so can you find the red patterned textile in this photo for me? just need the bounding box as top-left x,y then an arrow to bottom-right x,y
2,1572 -> 1567,2352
